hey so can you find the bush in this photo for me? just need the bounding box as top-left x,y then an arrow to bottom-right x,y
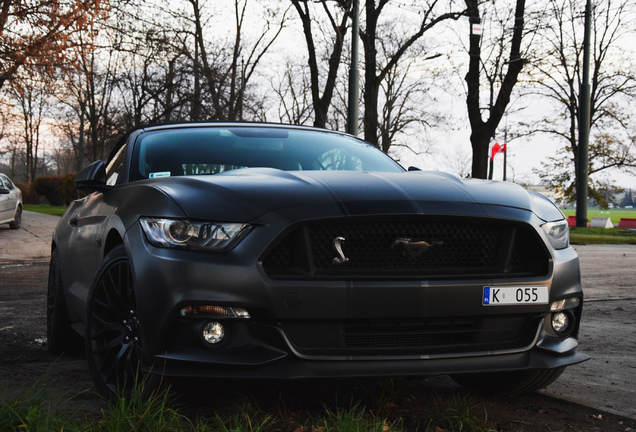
33,174 -> 77,206
16,183 -> 41,205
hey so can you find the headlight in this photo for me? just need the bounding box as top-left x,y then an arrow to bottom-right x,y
140,217 -> 252,251
541,219 -> 569,249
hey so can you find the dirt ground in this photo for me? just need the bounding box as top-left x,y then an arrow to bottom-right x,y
1,212 -> 636,431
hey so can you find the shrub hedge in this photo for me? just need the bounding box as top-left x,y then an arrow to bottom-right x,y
31,174 -> 77,206
16,183 -> 40,205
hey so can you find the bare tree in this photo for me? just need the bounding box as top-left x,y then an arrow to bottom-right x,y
438,141 -> 473,179
291,0 -> 351,129
56,17 -> 121,171
360,0 -> 464,152
0,0 -> 104,90
182,0 -> 289,121
531,0 -> 636,206
115,30 -> 192,126
269,61 -> 314,125
6,71 -> 51,183
463,0 -> 531,179
376,42 -> 445,155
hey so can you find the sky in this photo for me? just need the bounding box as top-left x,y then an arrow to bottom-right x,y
4,0 -> 635,193
403,130 -> 635,189
387,12 -> 636,192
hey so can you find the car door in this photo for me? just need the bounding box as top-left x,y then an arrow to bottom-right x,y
0,176 -> 11,221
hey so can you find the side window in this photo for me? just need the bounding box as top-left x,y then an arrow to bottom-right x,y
0,176 -> 8,189
106,144 -> 126,186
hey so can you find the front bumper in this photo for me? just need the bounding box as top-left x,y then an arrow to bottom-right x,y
151,323 -> 589,379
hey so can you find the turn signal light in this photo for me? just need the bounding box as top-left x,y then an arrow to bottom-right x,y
180,305 -> 250,319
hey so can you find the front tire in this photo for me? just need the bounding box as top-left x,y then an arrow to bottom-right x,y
9,205 -> 21,229
451,367 -> 566,396
85,244 -> 161,399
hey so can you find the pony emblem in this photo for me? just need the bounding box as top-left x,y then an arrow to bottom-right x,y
391,238 -> 443,258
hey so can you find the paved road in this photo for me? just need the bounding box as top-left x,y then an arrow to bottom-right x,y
542,244 -> 636,419
2,211 -> 635,419
0,210 -> 56,262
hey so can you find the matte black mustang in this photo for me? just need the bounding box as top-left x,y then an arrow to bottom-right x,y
47,123 -> 588,398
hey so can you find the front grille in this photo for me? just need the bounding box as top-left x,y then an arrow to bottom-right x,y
262,216 -> 549,280
282,315 -> 543,357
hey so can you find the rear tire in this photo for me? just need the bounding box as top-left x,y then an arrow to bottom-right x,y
9,205 -> 21,229
85,244 -> 161,399
450,367 -> 566,396
47,249 -> 83,355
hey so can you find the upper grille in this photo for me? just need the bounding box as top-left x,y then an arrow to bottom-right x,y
261,216 -> 549,280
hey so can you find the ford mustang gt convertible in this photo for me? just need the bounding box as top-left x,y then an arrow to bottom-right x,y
47,123 -> 588,398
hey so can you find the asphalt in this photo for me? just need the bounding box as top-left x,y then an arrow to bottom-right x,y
0,210 -> 56,262
1,211 -> 635,419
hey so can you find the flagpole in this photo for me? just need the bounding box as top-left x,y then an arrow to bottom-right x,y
347,0 -> 359,136
503,115 -> 508,181
576,0 -> 591,227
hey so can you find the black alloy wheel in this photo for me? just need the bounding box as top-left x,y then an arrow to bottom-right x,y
85,244 -> 160,398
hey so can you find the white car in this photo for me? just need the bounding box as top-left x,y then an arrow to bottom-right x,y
0,174 -> 22,229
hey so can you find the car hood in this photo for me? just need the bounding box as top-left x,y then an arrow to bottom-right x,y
150,168 -> 563,223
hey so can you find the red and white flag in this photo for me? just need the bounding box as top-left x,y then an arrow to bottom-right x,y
490,143 -> 506,160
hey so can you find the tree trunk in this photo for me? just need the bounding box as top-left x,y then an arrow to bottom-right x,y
464,0 -> 526,179
292,0 -> 350,129
362,0 -> 379,147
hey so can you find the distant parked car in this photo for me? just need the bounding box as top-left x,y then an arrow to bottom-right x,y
48,122 -> 588,399
0,174 -> 22,229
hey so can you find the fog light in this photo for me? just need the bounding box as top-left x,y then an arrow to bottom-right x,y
551,311 -> 570,334
202,321 -> 225,345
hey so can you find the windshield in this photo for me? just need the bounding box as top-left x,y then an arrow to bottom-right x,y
131,126 -> 404,181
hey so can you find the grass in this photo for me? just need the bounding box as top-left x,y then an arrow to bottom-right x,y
430,394 -> 497,432
569,227 -> 636,245
561,207 -> 636,225
0,380 -> 73,432
0,376 -> 499,432
23,204 -> 67,217
561,208 -> 636,244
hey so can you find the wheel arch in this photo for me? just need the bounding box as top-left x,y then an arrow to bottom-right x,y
104,229 -> 124,258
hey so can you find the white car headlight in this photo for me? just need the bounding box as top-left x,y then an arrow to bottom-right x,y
140,218 -> 252,251
541,219 -> 569,250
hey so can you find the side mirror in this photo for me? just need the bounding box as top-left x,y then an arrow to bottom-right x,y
408,166 -> 421,171
0,188 -> 9,195
74,161 -> 112,192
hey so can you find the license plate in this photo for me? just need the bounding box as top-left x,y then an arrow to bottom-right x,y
483,286 -> 549,306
